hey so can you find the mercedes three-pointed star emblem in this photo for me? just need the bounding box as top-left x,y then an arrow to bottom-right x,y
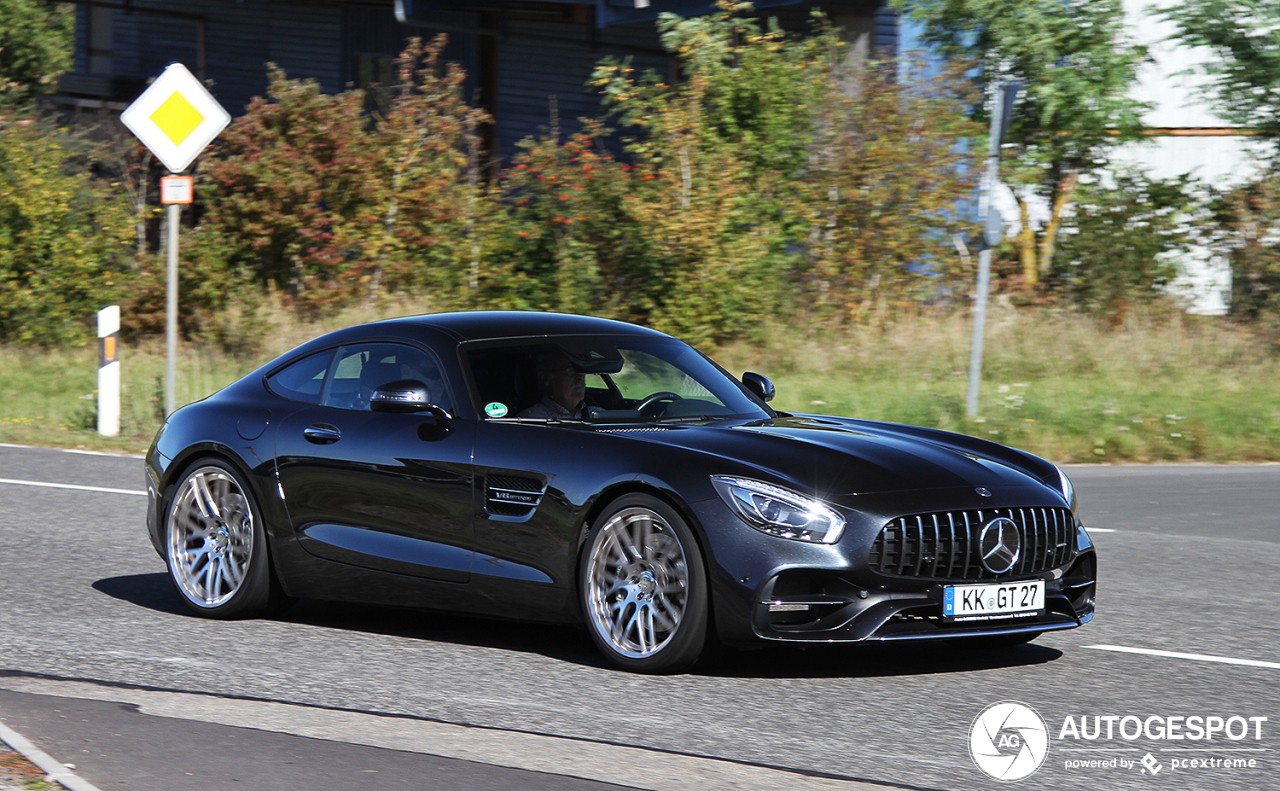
978,516 -> 1021,574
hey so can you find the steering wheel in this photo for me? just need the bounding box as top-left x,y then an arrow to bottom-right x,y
636,391 -> 682,418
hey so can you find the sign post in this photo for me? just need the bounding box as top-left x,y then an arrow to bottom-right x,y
120,63 -> 229,416
97,306 -> 120,437
966,81 -> 1020,419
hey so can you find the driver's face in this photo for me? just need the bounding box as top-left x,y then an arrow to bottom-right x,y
543,364 -> 586,410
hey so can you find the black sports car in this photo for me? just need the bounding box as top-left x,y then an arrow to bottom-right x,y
145,311 -> 1096,673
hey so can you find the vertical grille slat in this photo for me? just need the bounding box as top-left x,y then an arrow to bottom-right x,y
929,514 -> 942,577
1031,508 -> 1040,568
946,512 -> 958,578
1025,508 -> 1037,575
1031,508 -> 1045,573
1061,509 -> 1069,567
1054,509 -> 1068,568
897,517 -> 911,576
869,506 -> 1075,580
1039,508 -> 1050,568
1050,508 -> 1060,568
912,516 -> 926,577
1013,509 -> 1025,575
1062,511 -> 1072,567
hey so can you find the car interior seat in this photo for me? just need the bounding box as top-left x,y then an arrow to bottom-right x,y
358,361 -> 402,408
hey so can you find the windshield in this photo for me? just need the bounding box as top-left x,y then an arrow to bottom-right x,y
465,336 -> 771,422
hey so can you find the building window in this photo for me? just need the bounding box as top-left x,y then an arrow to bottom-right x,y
355,52 -> 396,113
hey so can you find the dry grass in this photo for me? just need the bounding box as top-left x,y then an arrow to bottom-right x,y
0,298 -> 431,454
717,305 -> 1280,463
2,304 -> 1277,462
0,747 -> 51,791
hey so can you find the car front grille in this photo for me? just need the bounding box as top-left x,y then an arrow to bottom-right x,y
869,507 -> 1075,581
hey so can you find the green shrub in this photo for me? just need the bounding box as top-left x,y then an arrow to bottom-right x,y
194,36 -> 487,319
0,115 -> 133,344
1048,170 -> 1193,323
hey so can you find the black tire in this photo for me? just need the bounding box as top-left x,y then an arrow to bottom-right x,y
579,494 -> 709,673
163,459 -> 288,618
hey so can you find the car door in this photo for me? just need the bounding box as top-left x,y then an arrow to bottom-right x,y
463,341 -> 616,594
274,341 -> 475,583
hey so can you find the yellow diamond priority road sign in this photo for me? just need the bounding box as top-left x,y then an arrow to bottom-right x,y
120,63 -> 230,174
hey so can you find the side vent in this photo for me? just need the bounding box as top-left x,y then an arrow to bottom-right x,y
486,473 -> 547,518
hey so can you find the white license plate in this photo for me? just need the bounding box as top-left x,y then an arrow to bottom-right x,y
943,580 -> 1044,621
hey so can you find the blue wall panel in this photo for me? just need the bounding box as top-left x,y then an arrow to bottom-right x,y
72,1 -> 897,160
104,1 -> 342,113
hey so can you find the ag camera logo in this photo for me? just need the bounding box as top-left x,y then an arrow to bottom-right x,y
969,701 -> 1050,781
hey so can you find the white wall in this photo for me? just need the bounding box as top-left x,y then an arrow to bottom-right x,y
1113,0 -> 1266,314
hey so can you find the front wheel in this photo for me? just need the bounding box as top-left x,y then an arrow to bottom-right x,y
580,494 -> 709,673
164,460 -> 286,618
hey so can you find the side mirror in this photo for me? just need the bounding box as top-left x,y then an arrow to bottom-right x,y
369,379 -> 450,421
742,371 -> 775,403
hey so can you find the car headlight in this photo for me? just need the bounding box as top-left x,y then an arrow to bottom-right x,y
711,476 -> 845,544
1053,465 -> 1078,513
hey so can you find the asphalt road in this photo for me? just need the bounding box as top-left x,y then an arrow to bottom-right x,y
0,444 -> 1276,791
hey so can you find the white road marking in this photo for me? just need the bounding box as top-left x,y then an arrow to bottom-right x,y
0,442 -> 142,458
0,677 -> 883,791
1158,748 -> 1269,752
1086,644 -> 1280,670
60,448 -> 143,458
1084,527 -> 1117,533
0,478 -> 146,497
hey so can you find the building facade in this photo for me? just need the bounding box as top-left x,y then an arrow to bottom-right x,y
59,0 -> 896,162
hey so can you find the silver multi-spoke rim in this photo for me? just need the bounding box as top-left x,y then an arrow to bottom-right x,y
586,507 -> 689,659
166,466 -> 254,608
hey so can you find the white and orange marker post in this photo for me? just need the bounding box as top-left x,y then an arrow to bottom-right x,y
97,305 -> 121,436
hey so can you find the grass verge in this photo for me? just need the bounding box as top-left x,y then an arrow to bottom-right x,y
2,305 -> 1277,462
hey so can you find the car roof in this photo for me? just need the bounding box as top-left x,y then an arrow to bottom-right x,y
370,311 -> 671,342
238,311 -> 674,392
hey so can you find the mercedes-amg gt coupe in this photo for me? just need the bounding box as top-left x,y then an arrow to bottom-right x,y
145,311 -> 1097,673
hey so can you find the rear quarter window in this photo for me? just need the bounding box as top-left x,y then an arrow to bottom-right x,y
265,350 -> 335,404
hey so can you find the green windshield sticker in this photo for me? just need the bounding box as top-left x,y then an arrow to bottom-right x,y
485,402 -> 509,418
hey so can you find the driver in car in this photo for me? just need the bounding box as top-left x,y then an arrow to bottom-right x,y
518,351 -> 600,420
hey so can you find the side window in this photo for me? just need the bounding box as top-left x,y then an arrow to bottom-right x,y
265,350 -> 334,404
465,346 -> 542,418
322,342 -> 451,412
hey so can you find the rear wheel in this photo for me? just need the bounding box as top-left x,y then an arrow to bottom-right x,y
580,494 -> 709,673
164,460 -> 287,618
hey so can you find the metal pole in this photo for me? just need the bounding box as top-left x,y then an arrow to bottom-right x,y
966,84 -> 1011,419
165,201 -> 179,416
966,248 -> 992,418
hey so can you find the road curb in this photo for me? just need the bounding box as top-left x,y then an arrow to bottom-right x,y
0,720 -> 104,791
0,676 -> 892,791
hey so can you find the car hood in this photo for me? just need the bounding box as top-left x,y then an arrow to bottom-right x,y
633,414 -> 1059,497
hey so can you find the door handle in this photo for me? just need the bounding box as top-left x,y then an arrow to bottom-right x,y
303,424 -> 341,444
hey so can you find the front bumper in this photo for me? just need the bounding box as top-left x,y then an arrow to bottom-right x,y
690,487 -> 1098,646
751,549 -> 1095,642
